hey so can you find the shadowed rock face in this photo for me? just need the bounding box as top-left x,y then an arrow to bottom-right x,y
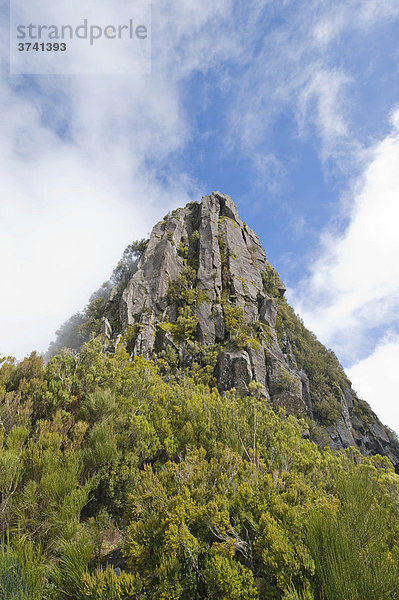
110,192 -> 399,468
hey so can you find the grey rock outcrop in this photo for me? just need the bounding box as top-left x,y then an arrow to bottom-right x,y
217,350 -> 253,396
109,192 -> 399,469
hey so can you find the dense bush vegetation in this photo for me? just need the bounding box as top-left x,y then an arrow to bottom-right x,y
1,339 -> 399,599
275,300 -> 351,424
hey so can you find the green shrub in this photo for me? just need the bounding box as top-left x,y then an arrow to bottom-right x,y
276,300 -> 349,425
1,338 -> 399,600
0,545 -> 30,600
261,265 -> 281,298
81,565 -> 141,600
52,537 -> 94,599
122,325 -> 141,355
306,468 -> 398,600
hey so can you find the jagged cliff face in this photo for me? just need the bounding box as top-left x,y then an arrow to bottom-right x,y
120,192 -> 283,360
101,192 -> 399,468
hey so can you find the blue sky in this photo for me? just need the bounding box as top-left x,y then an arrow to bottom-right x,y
1,0 -> 399,431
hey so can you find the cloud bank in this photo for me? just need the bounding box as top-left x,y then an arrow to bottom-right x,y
347,334 -> 399,434
290,110 -> 399,431
0,0 -> 246,358
294,110 -> 399,355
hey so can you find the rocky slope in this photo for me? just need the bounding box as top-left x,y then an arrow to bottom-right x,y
94,192 -> 399,468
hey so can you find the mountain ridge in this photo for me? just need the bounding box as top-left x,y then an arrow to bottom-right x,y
51,191 -> 399,469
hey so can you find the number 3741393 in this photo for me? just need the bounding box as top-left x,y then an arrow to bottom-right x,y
18,42 -> 67,51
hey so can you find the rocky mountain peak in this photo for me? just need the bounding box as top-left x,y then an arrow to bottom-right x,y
120,192 -> 284,358
82,192 -> 399,468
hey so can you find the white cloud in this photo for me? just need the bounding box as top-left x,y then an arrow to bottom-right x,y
226,0 -> 399,173
297,67 -> 352,157
314,0 -> 399,46
226,32 -> 353,170
347,334 -> 399,434
0,0 -> 246,359
287,107 -> 399,434
0,79 -> 193,357
293,109 -> 399,363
